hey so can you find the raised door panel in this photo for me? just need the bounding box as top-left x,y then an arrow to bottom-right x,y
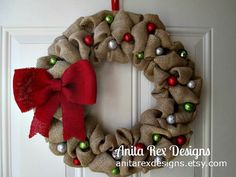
1,26 -> 212,177
1,28 -> 66,177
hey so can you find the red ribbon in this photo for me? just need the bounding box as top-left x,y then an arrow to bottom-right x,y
13,60 -> 97,141
111,0 -> 119,11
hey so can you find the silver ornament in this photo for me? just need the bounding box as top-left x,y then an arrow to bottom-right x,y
155,47 -> 164,56
166,114 -> 176,124
112,148 -> 122,160
56,142 -> 67,153
154,155 -> 165,166
107,39 -> 118,50
187,80 -> 196,89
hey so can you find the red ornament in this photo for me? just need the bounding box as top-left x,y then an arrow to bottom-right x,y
176,135 -> 187,146
83,35 -> 93,46
123,33 -> 134,42
135,143 -> 146,151
73,158 -> 81,166
167,75 -> 178,86
146,22 -> 157,33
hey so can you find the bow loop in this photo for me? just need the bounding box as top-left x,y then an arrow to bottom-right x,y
13,68 -> 53,112
13,59 -> 97,141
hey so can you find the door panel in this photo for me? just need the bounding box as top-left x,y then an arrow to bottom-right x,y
1,26 -> 211,177
1,28 -> 66,177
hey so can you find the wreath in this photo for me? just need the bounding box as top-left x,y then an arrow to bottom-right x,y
13,10 -> 202,177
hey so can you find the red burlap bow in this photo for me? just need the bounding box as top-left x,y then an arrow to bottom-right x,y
13,60 -> 97,141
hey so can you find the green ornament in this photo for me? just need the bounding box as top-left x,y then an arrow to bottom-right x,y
184,102 -> 196,112
136,52 -> 144,60
79,140 -> 89,150
85,108 -> 91,117
49,56 -> 57,66
152,133 -> 162,143
178,49 -> 188,58
105,15 -> 114,24
111,167 -> 120,175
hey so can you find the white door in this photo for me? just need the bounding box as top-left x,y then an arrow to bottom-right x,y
1,0 -> 235,177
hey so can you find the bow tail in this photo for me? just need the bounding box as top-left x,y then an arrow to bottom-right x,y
29,94 -> 60,138
61,100 -> 86,141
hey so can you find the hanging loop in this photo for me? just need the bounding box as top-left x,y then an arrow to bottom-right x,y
111,0 -> 119,11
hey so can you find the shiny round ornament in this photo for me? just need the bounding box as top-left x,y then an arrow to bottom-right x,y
154,155 -> 165,166
105,15 -> 114,24
136,51 -> 144,60
135,143 -> 146,151
146,22 -> 157,33
111,167 -> 120,175
83,35 -> 93,46
176,135 -> 187,146
152,133 -> 162,143
167,75 -> 178,86
155,47 -> 164,56
107,39 -> 118,50
178,49 -> 188,58
112,148 -> 122,160
79,140 -> 89,150
187,80 -> 196,89
166,114 -> 176,124
56,142 -> 67,153
123,33 -> 134,42
184,102 -> 196,112
73,158 -> 81,166
49,56 -> 57,66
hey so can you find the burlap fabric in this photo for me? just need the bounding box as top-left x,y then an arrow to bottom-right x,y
36,10 -> 202,177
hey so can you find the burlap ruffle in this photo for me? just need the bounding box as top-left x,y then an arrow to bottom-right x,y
35,10 -> 202,177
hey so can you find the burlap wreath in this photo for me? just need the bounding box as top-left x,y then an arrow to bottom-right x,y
35,10 -> 202,177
